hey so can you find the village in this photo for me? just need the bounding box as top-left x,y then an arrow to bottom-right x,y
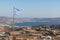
0,24 -> 60,40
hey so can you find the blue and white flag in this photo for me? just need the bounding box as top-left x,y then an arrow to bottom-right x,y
13,7 -> 20,15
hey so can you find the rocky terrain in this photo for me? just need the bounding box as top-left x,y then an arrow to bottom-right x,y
0,24 -> 59,40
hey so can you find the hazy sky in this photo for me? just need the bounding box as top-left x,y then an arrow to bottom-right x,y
0,0 -> 60,18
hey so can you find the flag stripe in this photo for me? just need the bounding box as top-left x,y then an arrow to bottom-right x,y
13,7 -> 20,15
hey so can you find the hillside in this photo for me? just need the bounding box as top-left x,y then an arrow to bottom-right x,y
0,16 -> 60,24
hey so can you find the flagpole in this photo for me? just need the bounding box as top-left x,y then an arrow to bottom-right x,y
13,13 -> 15,24
13,7 -> 15,24
13,7 -> 20,24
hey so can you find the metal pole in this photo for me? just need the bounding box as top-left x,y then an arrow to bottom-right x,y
13,7 -> 15,24
13,13 -> 14,24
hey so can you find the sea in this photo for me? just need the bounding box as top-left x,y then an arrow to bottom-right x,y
10,22 -> 60,26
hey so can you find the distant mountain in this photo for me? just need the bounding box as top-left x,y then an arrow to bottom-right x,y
0,16 -> 9,20
31,18 -> 60,22
0,16 -> 60,24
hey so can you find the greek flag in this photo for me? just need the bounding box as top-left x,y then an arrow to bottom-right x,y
13,7 -> 20,15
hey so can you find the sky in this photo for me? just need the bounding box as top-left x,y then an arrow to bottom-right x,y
0,0 -> 60,18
